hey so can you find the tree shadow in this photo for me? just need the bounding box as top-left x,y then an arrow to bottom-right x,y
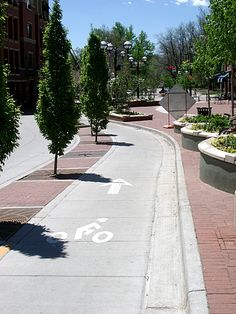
96,141 -> 134,147
55,172 -> 85,180
98,133 -> 117,137
1,222 -> 68,259
78,173 -> 112,183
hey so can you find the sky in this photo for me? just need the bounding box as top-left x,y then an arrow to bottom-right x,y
48,0 -> 209,50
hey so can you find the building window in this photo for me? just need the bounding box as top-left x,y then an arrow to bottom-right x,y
3,49 -> 8,64
40,28 -> 43,48
28,52 -> 33,69
27,0 -> 32,9
13,18 -> 18,41
8,16 -> 13,40
15,51 -> 19,73
9,50 -> 14,72
27,23 -> 32,39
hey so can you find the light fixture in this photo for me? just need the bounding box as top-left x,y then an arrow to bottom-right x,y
100,40 -> 107,49
107,43 -> 113,52
123,40 -> 132,51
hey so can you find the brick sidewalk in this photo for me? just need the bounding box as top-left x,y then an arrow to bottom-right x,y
130,100 -> 236,314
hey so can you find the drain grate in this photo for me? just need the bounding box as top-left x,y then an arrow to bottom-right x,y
0,207 -> 41,224
0,207 -> 41,243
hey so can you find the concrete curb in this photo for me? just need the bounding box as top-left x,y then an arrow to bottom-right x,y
110,121 -> 209,314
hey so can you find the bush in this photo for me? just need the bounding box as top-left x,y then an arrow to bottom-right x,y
187,114 -> 230,133
211,135 -> 236,153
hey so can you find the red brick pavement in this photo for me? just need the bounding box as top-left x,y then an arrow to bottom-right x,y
0,126 -> 112,218
129,100 -> 236,314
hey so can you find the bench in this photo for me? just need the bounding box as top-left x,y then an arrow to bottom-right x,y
197,107 -> 212,116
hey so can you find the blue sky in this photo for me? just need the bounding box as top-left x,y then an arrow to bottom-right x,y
49,0 -> 209,50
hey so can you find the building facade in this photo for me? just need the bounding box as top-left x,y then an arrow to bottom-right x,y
0,0 -> 49,111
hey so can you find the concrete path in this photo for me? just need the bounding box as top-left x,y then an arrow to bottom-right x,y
0,99 -> 234,313
129,100 -> 236,314
0,123 -> 185,313
0,115 -> 78,188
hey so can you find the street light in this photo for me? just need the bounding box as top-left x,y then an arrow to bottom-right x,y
128,55 -> 147,99
101,40 -> 132,77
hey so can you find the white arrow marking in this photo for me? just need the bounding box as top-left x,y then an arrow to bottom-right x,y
102,178 -> 132,195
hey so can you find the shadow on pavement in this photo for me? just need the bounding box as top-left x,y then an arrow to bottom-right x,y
1,222 -> 68,259
55,173 -> 85,180
97,141 -> 134,147
78,173 -> 112,183
98,133 -> 117,137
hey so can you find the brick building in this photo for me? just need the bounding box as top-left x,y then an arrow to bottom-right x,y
0,0 -> 49,111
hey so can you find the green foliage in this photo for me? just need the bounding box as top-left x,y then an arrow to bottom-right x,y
93,22 -> 135,48
80,33 -> 110,142
110,68 -> 131,113
0,2 -> 21,171
131,31 -> 154,60
179,115 -> 208,123
92,23 -> 156,97
36,0 -> 80,173
189,114 -> 230,132
206,0 -> 236,64
212,135 -> 236,153
176,61 -> 195,91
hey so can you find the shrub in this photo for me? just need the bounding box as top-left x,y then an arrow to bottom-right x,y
188,114 -> 230,132
211,135 -> 236,153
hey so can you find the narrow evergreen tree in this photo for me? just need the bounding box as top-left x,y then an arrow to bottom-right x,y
80,33 -> 110,143
36,0 -> 80,175
0,1 -> 20,171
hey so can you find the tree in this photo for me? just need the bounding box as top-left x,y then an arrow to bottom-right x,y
36,0 -> 80,175
193,24 -> 220,113
0,1 -> 20,171
205,0 -> 236,115
157,21 -> 200,82
80,33 -> 110,143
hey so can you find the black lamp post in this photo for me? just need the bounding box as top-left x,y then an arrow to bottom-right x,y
101,40 -> 132,78
128,55 -> 147,99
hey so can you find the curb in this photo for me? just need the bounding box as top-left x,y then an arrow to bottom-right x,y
110,121 -> 209,314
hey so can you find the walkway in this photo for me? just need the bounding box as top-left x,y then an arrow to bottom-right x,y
0,99 -> 235,313
130,99 -> 236,314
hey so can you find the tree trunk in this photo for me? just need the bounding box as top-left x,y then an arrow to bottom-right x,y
207,79 -> 211,116
231,65 -> 234,116
54,152 -> 58,175
95,131 -> 98,143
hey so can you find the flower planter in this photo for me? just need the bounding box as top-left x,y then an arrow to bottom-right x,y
173,120 -> 187,134
198,138 -> 236,194
181,124 -> 218,151
108,112 -> 153,122
173,114 -> 196,134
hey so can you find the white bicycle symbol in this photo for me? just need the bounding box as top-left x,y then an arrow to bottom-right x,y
47,218 -> 113,244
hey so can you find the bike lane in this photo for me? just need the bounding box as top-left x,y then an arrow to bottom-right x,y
0,123 -> 168,314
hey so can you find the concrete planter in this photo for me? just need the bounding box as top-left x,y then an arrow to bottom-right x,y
173,114 -> 196,134
173,120 -> 187,134
108,112 -> 153,122
181,124 -> 218,151
198,138 -> 236,194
